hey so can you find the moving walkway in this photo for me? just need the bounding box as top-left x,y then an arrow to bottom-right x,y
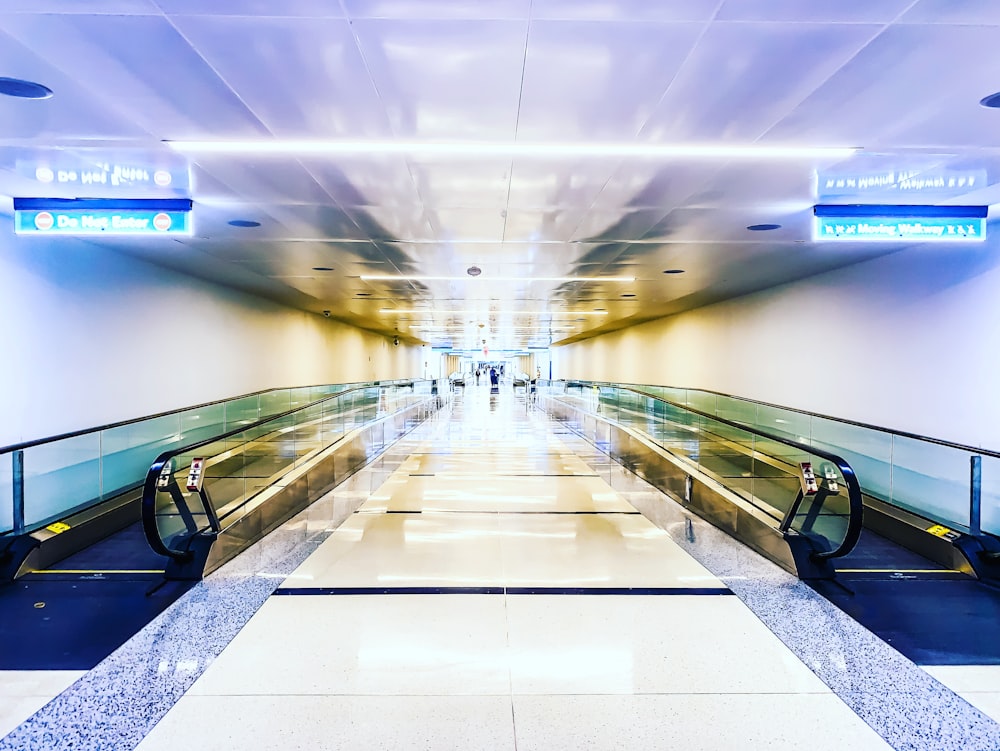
141,380 -> 444,579
538,380 -> 1000,664
0,379 -> 444,669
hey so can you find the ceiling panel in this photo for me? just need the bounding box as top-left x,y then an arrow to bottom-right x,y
767,25 -> 1000,148
428,208 -> 508,242
573,209 -> 667,242
899,0 -> 1000,24
1,0 -> 158,12
516,20 -> 702,141
171,16 -> 391,138
184,238 -> 380,265
0,14 -> 267,139
0,28 -> 151,140
191,159 -> 338,205
344,206 -> 437,242
640,21 -> 879,143
506,158 -> 621,209
501,209 -> 589,242
159,0 -> 346,16
531,0 -> 716,22
716,0 -> 914,23
406,156 -> 512,207
350,18 -> 528,139
301,157 -> 420,208
343,0 -> 531,20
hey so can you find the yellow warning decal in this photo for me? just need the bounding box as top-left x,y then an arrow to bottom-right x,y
45,522 -> 71,534
927,524 -> 961,541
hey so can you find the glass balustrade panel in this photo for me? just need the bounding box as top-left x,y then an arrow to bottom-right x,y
22,434 -> 102,527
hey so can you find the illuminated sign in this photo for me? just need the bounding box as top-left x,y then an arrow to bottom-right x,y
13,198 -> 193,236
817,169 -> 987,198
17,159 -> 190,193
813,204 -> 987,243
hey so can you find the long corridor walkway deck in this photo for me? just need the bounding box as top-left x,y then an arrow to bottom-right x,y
5,385 -> 1000,750
134,384 -> 888,750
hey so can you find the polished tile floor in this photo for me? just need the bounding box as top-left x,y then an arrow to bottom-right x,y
5,383 -> 998,750
134,385 -> 890,751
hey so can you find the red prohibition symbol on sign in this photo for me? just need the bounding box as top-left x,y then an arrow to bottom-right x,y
34,211 -> 54,231
153,212 -> 172,231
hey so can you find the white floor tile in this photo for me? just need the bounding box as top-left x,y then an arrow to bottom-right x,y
505,596 -> 829,695
187,596 -> 511,696
287,512 -> 505,587
400,452 -> 595,476
498,514 -> 721,588
360,474 -> 636,513
923,665 -> 1000,693
511,694 -> 892,751
136,695 -> 516,751
955,692 -> 1000,723
0,671 -> 84,738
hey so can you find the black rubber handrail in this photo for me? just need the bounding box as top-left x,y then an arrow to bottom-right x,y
552,381 -> 864,560
141,382 -> 422,560
577,379 -> 1000,460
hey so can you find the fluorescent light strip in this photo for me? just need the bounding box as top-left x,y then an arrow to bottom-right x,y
165,139 -> 859,159
362,274 -> 634,282
381,309 -> 607,315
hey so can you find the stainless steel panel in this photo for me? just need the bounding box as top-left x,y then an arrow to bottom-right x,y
198,397 -> 440,578
544,396 -> 816,578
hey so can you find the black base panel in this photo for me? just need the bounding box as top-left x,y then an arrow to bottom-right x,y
52,521 -> 166,571
834,528 -> 946,572
810,576 -> 1000,665
0,574 -> 193,670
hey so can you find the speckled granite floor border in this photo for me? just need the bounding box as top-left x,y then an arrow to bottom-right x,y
0,424 -> 434,751
546,411 -> 1000,751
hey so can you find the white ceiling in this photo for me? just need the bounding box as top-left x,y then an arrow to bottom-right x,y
1,0 -> 999,350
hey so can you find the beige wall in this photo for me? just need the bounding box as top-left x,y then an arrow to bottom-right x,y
554,243 -> 1000,450
0,238 -> 422,445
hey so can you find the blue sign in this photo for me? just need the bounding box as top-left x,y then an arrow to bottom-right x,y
13,198 -> 193,237
814,204 -> 987,243
814,216 -> 985,242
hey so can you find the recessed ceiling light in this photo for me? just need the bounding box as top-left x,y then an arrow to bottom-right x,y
312,266 -> 334,271
747,224 -> 781,231
467,266 -> 482,277
0,77 -> 53,99
980,92 -> 1000,108
379,309 -> 608,316
361,273 -> 634,282
228,219 -> 261,228
662,269 -> 685,274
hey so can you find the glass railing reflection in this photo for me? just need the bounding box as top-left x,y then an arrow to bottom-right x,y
148,381 -> 439,554
0,381 -> 406,537
542,381 -> 860,556
555,379 -> 998,539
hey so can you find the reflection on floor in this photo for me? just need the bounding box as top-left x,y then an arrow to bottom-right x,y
4,385 -> 1000,751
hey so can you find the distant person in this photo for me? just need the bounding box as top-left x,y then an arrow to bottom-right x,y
475,369 -> 481,385
490,367 -> 498,387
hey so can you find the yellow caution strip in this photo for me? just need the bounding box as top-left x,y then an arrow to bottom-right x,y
31,569 -> 166,575
835,568 -> 960,574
